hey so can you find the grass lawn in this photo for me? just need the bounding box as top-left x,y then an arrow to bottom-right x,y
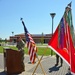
0,45 -> 55,56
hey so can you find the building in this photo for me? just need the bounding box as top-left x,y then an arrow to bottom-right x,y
9,33 -> 52,44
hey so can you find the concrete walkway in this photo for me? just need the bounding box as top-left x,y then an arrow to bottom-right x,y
0,54 -> 71,75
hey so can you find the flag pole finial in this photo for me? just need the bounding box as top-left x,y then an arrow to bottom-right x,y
67,1 -> 72,8
20,18 -> 25,26
20,18 -> 23,21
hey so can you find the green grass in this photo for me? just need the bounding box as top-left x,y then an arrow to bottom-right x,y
0,46 -> 4,53
0,46 -> 55,56
37,47 -> 50,55
0,46 -> 18,53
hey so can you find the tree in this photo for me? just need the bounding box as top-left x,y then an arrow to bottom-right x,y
5,38 -> 7,43
0,38 -> 2,42
40,32 -> 44,44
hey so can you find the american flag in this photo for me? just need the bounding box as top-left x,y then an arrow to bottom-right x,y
21,20 -> 37,64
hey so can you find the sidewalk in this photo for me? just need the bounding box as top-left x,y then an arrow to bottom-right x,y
0,54 -> 70,75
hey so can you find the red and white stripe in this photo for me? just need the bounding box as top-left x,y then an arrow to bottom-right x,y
26,33 -> 37,64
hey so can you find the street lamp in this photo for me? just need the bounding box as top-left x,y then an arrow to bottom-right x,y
50,13 -> 56,36
50,13 -> 56,56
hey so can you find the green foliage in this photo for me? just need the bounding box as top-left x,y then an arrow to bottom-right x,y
40,32 -> 44,44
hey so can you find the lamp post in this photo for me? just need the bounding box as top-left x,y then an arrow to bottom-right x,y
50,13 -> 56,56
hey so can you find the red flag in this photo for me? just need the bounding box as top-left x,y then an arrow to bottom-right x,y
48,25 -> 70,65
48,2 -> 75,74
69,29 -> 75,74
71,46 -> 75,74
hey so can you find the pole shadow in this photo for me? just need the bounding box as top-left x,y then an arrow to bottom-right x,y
49,65 -> 62,73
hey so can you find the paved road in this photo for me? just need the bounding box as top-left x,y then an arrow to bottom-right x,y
0,54 -> 71,75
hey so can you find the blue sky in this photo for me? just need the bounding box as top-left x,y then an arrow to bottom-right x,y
0,0 -> 75,39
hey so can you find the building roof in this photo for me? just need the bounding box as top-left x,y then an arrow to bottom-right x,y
10,33 -> 52,39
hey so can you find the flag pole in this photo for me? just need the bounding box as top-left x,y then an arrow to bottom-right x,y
20,18 -> 26,72
32,46 -> 48,75
21,18 -> 46,75
28,43 -> 46,75
32,55 -> 44,75
35,51 -> 46,75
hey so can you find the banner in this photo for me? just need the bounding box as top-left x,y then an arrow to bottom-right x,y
48,2 -> 75,74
